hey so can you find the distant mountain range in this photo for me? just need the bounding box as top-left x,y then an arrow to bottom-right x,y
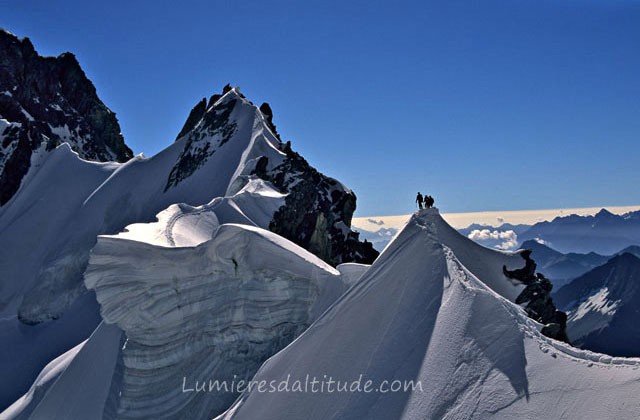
521,240 -> 610,288
463,209 -> 640,256
518,209 -> 640,255
359,208 -> 640,256
522,238 -> 640,286
554,252 -> 640,357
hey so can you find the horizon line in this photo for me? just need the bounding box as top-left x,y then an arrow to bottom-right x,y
353,204 -> 640,231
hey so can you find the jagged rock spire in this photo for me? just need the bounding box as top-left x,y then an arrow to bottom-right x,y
0,29 -> 132,205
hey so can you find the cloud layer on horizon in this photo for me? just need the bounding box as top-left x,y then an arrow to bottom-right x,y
467,228 -> 519,251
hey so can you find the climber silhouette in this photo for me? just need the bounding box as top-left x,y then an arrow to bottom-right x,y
425,195 -> 434,208
416,192 -> 424,209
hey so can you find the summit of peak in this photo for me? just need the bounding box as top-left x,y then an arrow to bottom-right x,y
595,208 -> 616,218
214,84 -> 243,105
175,85 -> 249,142
415,206 -> 441,217
0,30 -> 132,205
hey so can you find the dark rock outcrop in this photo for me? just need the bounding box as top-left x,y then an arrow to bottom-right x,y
254,146 -> 378,266
0,29 -> 132,205
169,86 -> 378,266
504,249 -> 569,342
175,97 -> 207,140
165,94 -> 237,191
503,249 -> 537,284
259,102 -> 280,140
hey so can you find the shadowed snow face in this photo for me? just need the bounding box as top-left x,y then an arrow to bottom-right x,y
82,223 -> 352,419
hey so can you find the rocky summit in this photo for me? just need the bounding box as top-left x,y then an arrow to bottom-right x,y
176,90 -> 379,266
0,29 -> 132,205
0,45 -> 378,409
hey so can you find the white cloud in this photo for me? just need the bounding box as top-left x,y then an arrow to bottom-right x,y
496,235 -> 518,250
468,229 -> 495,241
468,229 -> 518,251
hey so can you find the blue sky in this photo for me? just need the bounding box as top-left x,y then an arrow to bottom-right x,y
2,0 -> 639,216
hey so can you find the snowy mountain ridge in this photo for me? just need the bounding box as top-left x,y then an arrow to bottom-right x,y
5,204 -> 640,419
0,82 -> 375,410
218,209 -> 640,420
3,205 -> 366,419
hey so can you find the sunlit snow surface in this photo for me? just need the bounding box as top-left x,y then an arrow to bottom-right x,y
3,85 -> 640,418
570,287 -> 620,321
0,89 -> 289,409
566,287 -> 621,342
3,208 -> 356,419
219,209 -> 640,420
7,209 -> 640,419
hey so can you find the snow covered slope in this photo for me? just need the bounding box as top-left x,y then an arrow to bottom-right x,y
554,253 -> 640,357
0,86 -> 373,409
219,209 -> 640,420
0,86 -> 373,323
0,89 -> 268,321
0,89 -> 276,407
2,213 -> 360,419
419,208 -> 527,301
107,178 -> 286,247
1,322 -> 123,420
